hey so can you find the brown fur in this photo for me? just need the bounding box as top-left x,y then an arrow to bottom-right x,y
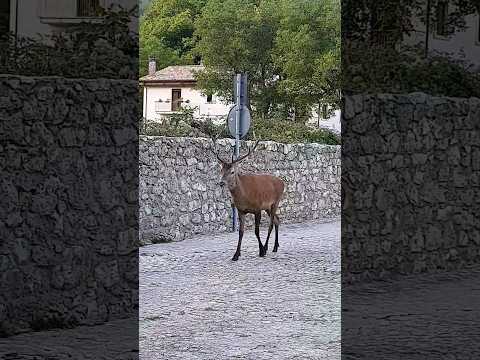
211,138 -> 285,260
230,174 -> 285,213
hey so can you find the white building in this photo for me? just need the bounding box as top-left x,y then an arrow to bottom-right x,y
308,109 -> 341,134
140,62 -> 342,132
405,5 -> 480,67
140,64 -> 232,122
2,0 -> 136,39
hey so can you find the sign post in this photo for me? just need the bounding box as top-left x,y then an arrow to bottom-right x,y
230,73 -> 249,232
232,74 -> 241,231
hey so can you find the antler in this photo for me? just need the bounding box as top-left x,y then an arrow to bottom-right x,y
231,136 -> 261,165
209,132 -> 227,164
210,128 -> 261,165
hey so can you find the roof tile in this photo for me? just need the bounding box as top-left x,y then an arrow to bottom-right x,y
140,65 -> 205,82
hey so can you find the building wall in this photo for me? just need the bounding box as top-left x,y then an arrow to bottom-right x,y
10,0 -> 137,39
0,75 -> 138,335
139,136 -> 340,244
405,11 -> 480,67
10,0 -> 52,37
143,85 -> 232,121
306,109 -> 342,134
342,93 -> 480,283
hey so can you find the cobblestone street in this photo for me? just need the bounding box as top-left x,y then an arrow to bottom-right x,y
2,219 -> 480,359
140,219 -> 341,360
342,266 -> 480,359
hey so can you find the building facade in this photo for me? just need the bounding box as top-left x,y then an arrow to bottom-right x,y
1,0 -> 136,39
405,5 -> 480,67
140,62 -> 342,133
140,64 -> 232,122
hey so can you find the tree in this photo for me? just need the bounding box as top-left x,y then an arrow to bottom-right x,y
193,0 -> 280,118
139,0 -> 206,76
342,0 -> 480,96
342,0 -> 478,47
272,0 -> 340,119
194,0 -> 340,121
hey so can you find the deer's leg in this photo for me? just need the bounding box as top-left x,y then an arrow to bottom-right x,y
264,207 -> 275,252
264,209 -> 274,252
273,211 -> 280,253
232,212 -> 245,261
255,212 -> 265,257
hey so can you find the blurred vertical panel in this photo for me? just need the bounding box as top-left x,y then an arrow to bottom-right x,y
0,1 -> 139,358
342,0 -> 480,358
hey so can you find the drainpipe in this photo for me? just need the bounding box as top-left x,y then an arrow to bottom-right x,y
144,85 -> 148,122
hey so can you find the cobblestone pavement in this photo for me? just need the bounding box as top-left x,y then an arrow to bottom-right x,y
342,266 -> 480,359
140,219 -> 341,360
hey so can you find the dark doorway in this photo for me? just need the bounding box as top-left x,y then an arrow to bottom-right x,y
171,89 -> 182,111
0,0 -> 10,36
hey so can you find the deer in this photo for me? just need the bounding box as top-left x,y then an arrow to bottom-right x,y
210,136 -> 285,261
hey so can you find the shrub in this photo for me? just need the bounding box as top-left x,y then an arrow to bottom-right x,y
140,108 -> 340,145
247,117 -> 340,145
344,44 -> 480,98
0,6 -> 138,79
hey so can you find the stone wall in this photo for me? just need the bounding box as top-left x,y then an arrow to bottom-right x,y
139,136 -> 340,243
342,93 -> 480,282
0,76 -> 138,335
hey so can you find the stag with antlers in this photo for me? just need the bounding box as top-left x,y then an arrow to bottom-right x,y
210,136 -> 285,261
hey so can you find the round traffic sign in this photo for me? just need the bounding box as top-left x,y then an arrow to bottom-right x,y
227,105 -> 251,139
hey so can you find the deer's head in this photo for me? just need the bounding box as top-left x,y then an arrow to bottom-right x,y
210,137 -> 260,188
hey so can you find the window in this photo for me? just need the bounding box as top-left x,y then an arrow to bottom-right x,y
171,89 -> 182,112
436,1 -> 449,37
206,93 -> 213,103
0,0 -> 9,35
154,100 -> 163,113
77,0 -> 101,17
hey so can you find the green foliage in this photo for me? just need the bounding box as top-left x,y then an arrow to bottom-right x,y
343,0 -> 478,46
0,6 -> 138,79
343,0 -> 480,98
140,0 -> 153,16
140,108 -> 340,145
139,0 -> 340,121
345,44 -> 480,98
193,0 -> 340,120
139,107 -> 211,137
247,117 -> 340,145
272,0 -> 340,110
139,0 -> 206,75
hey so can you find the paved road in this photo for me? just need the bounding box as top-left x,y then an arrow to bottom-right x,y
343,266 -> 480,359
2,218 -> 479,360
0,318 -> 138,359
140,219 -> 341,360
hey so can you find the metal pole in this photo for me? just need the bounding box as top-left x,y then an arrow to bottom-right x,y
14,0 -> 19,51
235,74 -> 241,158
231,74 -> 242,232
425,0 -> 431,59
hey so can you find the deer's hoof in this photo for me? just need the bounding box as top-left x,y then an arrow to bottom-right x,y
273,246 -> 278,253
232,254 -> 240,261
259,249 -> 266,257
